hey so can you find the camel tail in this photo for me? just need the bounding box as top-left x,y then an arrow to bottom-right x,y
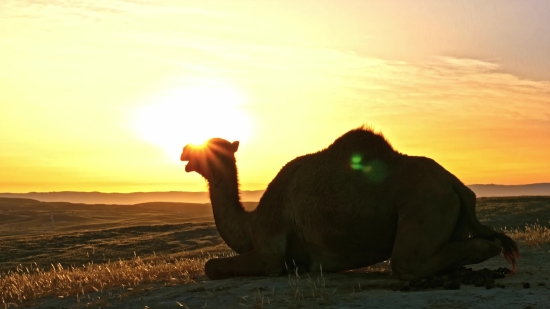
453,181 -> 519,273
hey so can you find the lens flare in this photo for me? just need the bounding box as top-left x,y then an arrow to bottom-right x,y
350,154 -> 389,183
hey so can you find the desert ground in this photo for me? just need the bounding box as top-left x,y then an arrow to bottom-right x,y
1,196 -> 549,308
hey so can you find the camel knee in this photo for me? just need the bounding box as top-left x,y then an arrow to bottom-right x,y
205,258 -> 230,280
390,259 -> 425,280
474,238 -> 501,261
204,251 -> 283,279
392,269 -> 419,281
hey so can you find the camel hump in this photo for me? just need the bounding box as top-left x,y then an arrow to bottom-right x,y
327,126 -> 395,159
453,179 -> 519,272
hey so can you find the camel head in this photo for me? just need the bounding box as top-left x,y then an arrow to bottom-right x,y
180,138 -> 240,181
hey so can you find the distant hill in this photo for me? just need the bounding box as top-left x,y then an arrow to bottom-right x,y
1,184 -> 549,204
468,183 -> 550,197
0,191 -> 264,205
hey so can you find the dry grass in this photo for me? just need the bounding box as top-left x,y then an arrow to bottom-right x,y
506,220 -> 550,248
0,253 -> 208,306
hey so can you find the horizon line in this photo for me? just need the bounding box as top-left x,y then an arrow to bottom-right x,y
1,182 -> 550,195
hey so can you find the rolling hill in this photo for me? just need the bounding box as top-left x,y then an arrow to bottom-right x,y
1,183 -> 549,204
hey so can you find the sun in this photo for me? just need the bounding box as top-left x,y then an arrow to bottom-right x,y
132,85 -> 252,158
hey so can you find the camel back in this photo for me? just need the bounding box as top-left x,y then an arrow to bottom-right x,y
325,127 -> 396,160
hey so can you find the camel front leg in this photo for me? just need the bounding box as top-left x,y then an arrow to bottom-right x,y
204,250 -> 283,280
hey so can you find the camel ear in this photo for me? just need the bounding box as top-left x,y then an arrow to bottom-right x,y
231,141 -> 240,153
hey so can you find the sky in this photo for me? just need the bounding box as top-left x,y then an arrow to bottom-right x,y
1,0 -> 549,193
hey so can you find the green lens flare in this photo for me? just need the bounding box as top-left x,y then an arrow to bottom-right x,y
351,163 -> 362,170
362,166 -> 373,172
350,154 -> 363,170
350,154 -> 389,183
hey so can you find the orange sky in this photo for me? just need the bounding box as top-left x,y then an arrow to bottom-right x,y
1,0 -> 549,193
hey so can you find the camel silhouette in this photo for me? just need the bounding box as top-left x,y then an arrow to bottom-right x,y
180,127 -> 518,280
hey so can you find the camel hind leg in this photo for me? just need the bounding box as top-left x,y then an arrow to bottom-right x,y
204,250 -> 283,280
390,189 -> 501,280
397,237 -> 501,280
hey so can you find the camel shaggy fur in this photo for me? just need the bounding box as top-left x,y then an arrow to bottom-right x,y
180,127 -> 518,280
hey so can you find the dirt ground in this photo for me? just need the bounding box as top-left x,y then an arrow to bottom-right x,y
27,245 -> 550,309
1,196 -> 549,308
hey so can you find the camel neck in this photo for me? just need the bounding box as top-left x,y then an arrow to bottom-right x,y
208,168 -> 253,254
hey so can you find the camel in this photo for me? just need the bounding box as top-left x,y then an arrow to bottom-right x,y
180,127 -> 518,280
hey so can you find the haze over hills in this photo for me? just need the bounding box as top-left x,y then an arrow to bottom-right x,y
0,190 -> 264,205
468,183 -> 550,198
1,183 -> 549,204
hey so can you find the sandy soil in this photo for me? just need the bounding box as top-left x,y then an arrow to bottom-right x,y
2,196 -> 549,308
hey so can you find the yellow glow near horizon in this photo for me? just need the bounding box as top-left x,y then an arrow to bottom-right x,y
1,1 -> 550,193
132,85 -> 252,159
